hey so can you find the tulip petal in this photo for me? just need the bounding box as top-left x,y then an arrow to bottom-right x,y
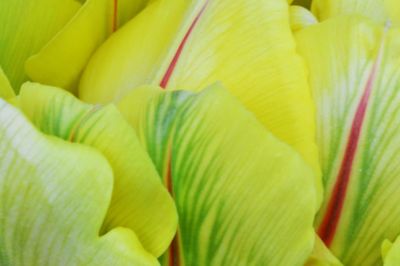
290,5 -> 318,32
0,0 -> 81,90
0,99 -> 158,265
79,0 -> 321,200
0,66 -> 15,99
25,0 -> 113,93
383,237 -> 400,265
17,82 -> 177,257
292,0 -> 312,8
116,0 -> 151,28
118,84 -> 317,266
311,0 -> 399,24
305,235 -> 343,266
296,16 -> 400,265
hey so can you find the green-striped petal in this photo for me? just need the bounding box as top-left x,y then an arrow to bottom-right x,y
118,84 -> 317,266
17,82 -> 177,257
79,0 -> 321,202
0,99 -> 158,265
296,16 -> 400,265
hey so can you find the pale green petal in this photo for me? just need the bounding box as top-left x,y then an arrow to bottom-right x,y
305,235 -> 343,266
118,84 -> 317,266
117,0 -> 150,28
25,0 -> 114,93
0,66 -> 15,99
383,237 -> 400,265
17,82 -> 177,257
0,0 -> 81,90
292,0 -> 312,8
0,99 -> 158,265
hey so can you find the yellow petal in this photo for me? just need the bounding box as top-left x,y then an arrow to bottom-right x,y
383,237 -> 400,265
290,5 -> 318,32
18,82 -> 177,257
25,0 -> 113,93
118,83 -> 317,265
305,235 -> 343,266
0,0 -> 80,90
79,0 -> 322,204
0,99 -> 158,265
296,16 -> 400,265
312,0 -> 399,25
0,66 -> 15,99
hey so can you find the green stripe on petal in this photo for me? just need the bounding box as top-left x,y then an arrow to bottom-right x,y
296,16 -> 400,265
17,82 -> 177,257
0,99 -> 158,265
79,0 -> 322,204
118,84 -> 317,266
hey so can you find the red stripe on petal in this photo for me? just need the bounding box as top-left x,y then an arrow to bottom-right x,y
160,1 -> 209,89
112,0 -> 118,32
318,33 -> 386,247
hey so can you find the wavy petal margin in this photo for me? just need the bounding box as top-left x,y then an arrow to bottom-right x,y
118,84 -> 317,266
0,98 -> 158,265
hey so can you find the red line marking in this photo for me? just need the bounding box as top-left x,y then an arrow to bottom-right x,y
159,1 -> 209,89
318,39 -> 385,246
112,0 -> 118,32
166,151 -> 180,266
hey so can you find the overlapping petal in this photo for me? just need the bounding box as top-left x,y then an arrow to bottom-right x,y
118,84 -> 317,265
24,0 -> 113,93
79,0 -> 321,202
0,99 -> 158,265
311,0 -> 399,25
296,16 -> 400,265
1,0 -> 150,94
16,82 -> 178,257
0,66 -> 15,99
289,5 -> 318,32
0,0 -> 80,90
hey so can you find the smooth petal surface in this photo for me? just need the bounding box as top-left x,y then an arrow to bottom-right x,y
25,0 -> 113,93
116,0 -> 151,28
292,0 -> 312,8
383,237 -> 400,265
118,84 -> 317,266
79,0 -> 321,198
0,66 -> 15,99
305,236 -> 343,266
290,5 -> 318,32
0,0 -> 80,90
311,0 -> 399,24
296,16 -> 400,265
17,82 -> 177,257
0,99 -> 158,265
